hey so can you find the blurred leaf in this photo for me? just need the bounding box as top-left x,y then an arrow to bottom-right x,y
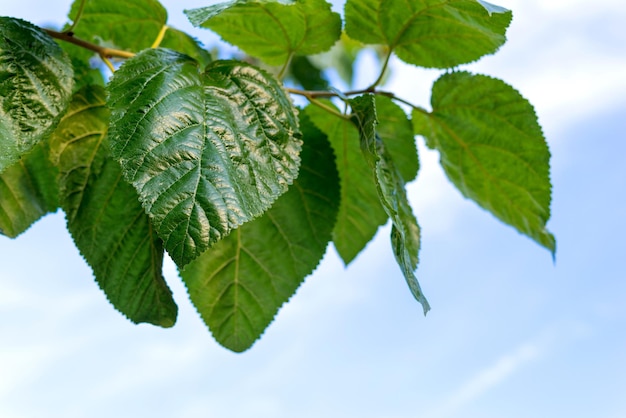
161,27 -> 212,67
344,0 -> 512,68
107,49 -> 302,267
305,102 -> 387,264
0,17 -> 73,172
182,113 -> 339,352
0,141 -> 59,238
412,71 -> 555,253
49,85 -> 177,327
351,95 -> 429,313
186,0 -> 341,66
289,56 -> 328,90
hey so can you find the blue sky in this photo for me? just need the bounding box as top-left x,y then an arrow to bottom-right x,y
2,1 -> 626,417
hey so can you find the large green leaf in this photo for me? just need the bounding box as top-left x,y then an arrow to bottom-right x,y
49,85 -> 177,327
107,49 -> 302,267
412,71 -> 555,253
305,103 -> 387,265
351,95 -> 429,313
185,0 -> 342,66
182,113 -> 340,352
0,141 -> 59,238
0,17 -> 73,172
344,0 -> 512,68
67,0 -> 167,58
375,95 -> 419,182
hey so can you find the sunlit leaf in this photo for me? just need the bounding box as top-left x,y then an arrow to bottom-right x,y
345,0 -> 512,68
186,0 -> 341,66
182,113 -> 340,352
107,49 -> 302,267
0,17 -> 73,172
351,95 -> 429,313
67,0 -> 167,57
0,141 -> 59,238
49,85 -> 177,327
305,102 -> 387,265
412,71 -> 555,253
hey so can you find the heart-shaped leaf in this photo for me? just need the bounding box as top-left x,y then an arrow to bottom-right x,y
182,113 -> 340,352
0,17 -> 73,172
412,71 -> 555,254
186,0 -> 341,66
107,49 -> 302,267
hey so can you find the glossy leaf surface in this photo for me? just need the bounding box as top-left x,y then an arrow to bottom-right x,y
0,17 -> 73,172
182,114 -> 339,352
305,103 -> 387,265
49,86 -> 177,327
161,27 -> 213,67
186,0 -> 341,66
352,95 -> 429,313
0,142 -> 59,238
107,49 -> 301,267
344,0 -> 512,68
412,72 -> 555,253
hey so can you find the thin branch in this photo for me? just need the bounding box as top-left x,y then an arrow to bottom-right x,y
44,29 -> 135,59
287,87 -> 424,112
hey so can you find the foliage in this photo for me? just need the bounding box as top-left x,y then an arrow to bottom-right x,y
0,0 -> 555,352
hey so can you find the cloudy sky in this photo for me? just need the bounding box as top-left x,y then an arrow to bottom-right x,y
2,1 -> 626,417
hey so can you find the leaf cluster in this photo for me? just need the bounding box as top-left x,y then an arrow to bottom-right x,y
0,0 -> 554,352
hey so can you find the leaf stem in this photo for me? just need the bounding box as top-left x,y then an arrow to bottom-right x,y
101,56 -> 115,73
151,25 -> 169,49
44,29 -> 135,59
67,0 -> 86,33
366,49 -> 392,90
277,52 -> 294,80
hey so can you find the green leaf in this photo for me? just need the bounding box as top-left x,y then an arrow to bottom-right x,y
0,17 -> 73,172
160,27 -> 213,68
0,141 -> 59,238
182,113 -> 340,352
305,102 -> 387,264
412,71 -> 555,254
289,56 -> 328,91
185,0 -> 342,66
344,0 -> 512,68
374,96 -> 419,182
107,49 -> 302,267
49,85 -> 177,327
67,0 -> 167,57
351,95 -> 429,313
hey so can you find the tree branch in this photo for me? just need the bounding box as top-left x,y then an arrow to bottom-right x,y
44,29 -> 135,59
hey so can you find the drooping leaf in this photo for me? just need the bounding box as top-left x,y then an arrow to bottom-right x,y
309,32 -> 366,88
67,0 -> 167,58
49,85 -> 177,327
344,0 -> 512,68
185,0 -> 342,66
305,102 -> 387,264
412,71 -> 555,253
107,49 -> 302,267
182,113 -> 340,352
374,95 -> 419,182
0,17 -> 73,172
160,27 -> 213,67
0,141 -> 59,238
351,95 -> 429,313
